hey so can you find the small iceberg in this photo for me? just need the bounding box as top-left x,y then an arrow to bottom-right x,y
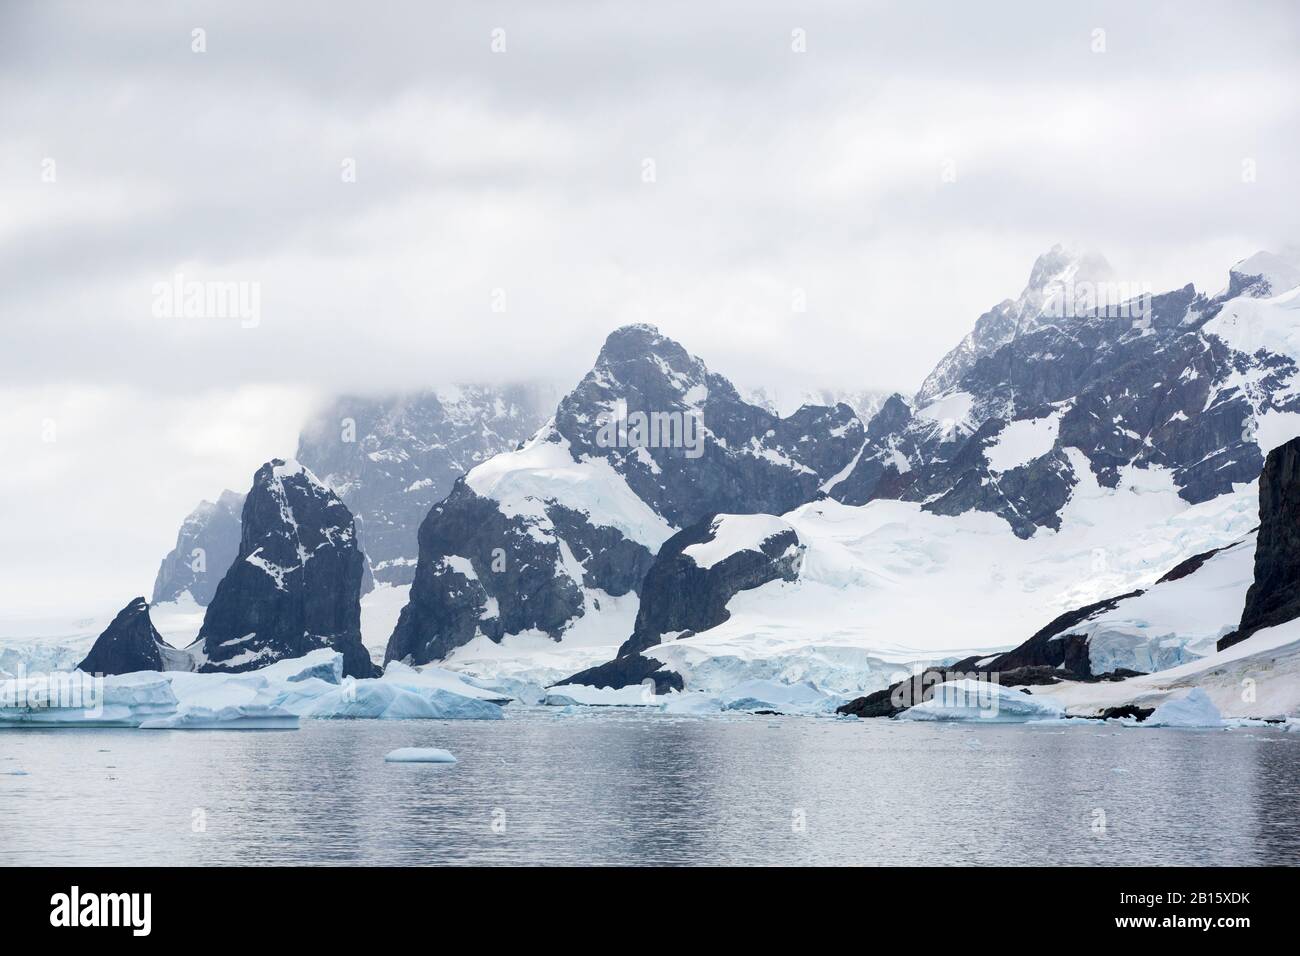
1143,689 -> 1225,728
898,679 -> 1064,722
380,661 -> 513,704
292,681 -> 503,720
384,747 -> 457,763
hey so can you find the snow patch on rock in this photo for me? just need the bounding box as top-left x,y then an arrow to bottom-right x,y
682,514 -> 796,569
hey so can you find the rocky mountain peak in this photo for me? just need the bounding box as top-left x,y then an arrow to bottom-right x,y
1023,243 -> 1113,298
1219,435 -> 1300,650
580,323 -> 720,407
916,244 -> 1115,406
79,597 -> 190,675
151,488 -> 245,606
194,457 -> 375,678
385,325 -> 866,667
1225,250 -> 1300,300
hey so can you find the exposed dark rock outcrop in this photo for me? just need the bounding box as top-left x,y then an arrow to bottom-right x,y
1098,704 -> 1155,722
618,513 -> 803,658
969,591 -> 1144,678
384,484 -> 657,665
553,325 -> 864,526
78,598 -> 190,675
1156,540 -> 1245,584
556,513 -> 803,690
1219,436 -> 1300,650
560,653 -> 684,694
151,490 -> 244,605
194,459 -> 377,678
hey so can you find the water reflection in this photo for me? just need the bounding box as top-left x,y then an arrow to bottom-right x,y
2,713 -> 1299,866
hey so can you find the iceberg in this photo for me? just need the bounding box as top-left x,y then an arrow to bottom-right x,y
0,651 -> 503,729
658,694 -> 726,716
380,660 -> 513,703
257,649 -> 344,684
290,680 -> 503,720
140,704 -> 299,730
1143,689 -> 1225,728
899,679 -> 1065,722
0,672 -> 178,728
544,683 -> 660,707
384,747 -> 457,763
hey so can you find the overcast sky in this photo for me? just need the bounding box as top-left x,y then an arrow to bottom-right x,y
2,0 -> 1298,617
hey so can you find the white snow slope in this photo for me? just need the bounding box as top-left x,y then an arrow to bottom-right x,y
638,461 -> 1259,698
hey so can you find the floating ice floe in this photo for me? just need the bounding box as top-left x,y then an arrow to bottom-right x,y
544,683 -> 659,707
546,676 -> 845,715
292,680 -> 502,720
898,679 -> 1065,722
0,650 -> 503,728
0,672 -> 178,728
380,660 -> 513,704
384,747 -> 457,763
140,704 -> 299,730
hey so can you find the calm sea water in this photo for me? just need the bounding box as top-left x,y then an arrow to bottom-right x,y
3,710 -> 1300,866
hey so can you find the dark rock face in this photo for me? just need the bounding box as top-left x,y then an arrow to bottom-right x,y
618,513 -> 803,658
79,598 -> 190,675
1155,540 -> 1243,584
386,324 -> 857,666
561,654 -> 684,694
837,669 -> 953,718
831,248 -> 1300,538
1219,437 -> 1300,650
295,385 -> 555,586
917,245 -> 1118,405
151,490 -> 244,605
1098,704 -> 1155,722
554,324 -> 863,526
195,459 -> 376,678
384,483 -> 657,665
556,513 -> 803,690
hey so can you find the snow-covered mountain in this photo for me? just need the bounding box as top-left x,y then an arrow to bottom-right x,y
22,244 -> 1300,722
744,385 -> 890,425
558,248 -> 1300,699
294,383 -> 557,585
846,434 -> 1300,722
385,324 -> 865,667
151,490 -> 244,605
829,249 -> 1300,538
916,244 -> 1116,405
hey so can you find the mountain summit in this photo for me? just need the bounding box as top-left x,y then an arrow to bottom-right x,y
193,459 -> 375,678
917,244 -> 1114,405
385,324 -> 864,666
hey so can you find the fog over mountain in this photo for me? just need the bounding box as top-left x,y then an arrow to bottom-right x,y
2,0 -> 1298,616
